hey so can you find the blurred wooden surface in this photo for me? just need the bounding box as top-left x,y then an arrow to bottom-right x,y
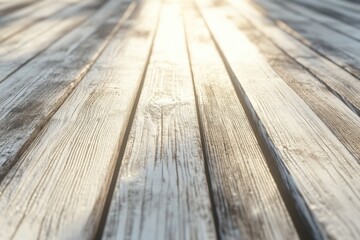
0,0 -> 359,239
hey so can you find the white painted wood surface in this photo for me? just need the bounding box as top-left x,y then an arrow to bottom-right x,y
0,0 -> 101,83
254,0 -> 360,77
102,2 -> 216,240
0,0 -> 360,238
0,1 -> 157,239
199,1 -> 360,239
0,0 -> 132,179
230,11 -> 360,163
260,0 -> 360,41
183,4 -> 298,239
229,0 -> 360,116
0,0 -> 69,43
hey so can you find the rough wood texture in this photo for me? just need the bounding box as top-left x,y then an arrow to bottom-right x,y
102,2 -> 216,240
259,0 -> 360,41
0,1 -> 159,239
183,4 -> 298,239
0,0 -> 71,43
254,0 -> 360,78
229,0 -> 360,116
0,0 -> 102,83
199,0 -> 360,239
0,0 -> 132,179
227,5 -> 360,167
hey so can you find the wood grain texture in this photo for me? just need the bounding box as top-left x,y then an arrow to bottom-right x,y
289,0 -> 360,24
253,0 -> 360,78
0,0 -> 132,179
0,0 -> 76,43
198,1 -> 360,239
0,0 -> 102,83
102,2 -> 216,240
258,0 -> 360,41
183,4 -> 298,240
229,0 -> 360,116
0,1 -> 160,239
229,10 -> 360,163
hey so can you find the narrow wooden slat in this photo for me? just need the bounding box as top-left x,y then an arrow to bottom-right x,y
0,0 -> 101,82
253,0 -> 360,77
0,0 -> 132,179
102,2 -> 216,239
183,4 -> 298,239
198,1 -> 360,239
231,9 -> 360,166
0,0 -> 75,43
229,0 -> 360,116
256,0 -> 360,41
290,0 -> 360,24
0,1 -> 159,238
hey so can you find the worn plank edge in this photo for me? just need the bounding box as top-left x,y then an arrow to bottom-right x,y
181,5 -> 221,239
95,3 -> 161,239
0,2 -> 137,182
194,1 -> 325,239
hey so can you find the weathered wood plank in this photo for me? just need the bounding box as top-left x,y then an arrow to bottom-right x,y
229,0 -> 360,116
290,0 -> 360,24
0,1 -> 160,239
198,1 -> 360,239
256,0 -> 360,41
253,0 -> 360,78
0,0 -> 102,83
230,9 -> 360,165
183,4 -> 298,239
0,0 -> 74,43
0,0 -> 133,179
102,2 -> 216,240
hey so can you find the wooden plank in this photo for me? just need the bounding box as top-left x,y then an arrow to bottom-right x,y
183,4 -> 298,240
0,1 -> 159,239
229,0 -> 360,116
231,9 -> 360,168
256,0 -> 360,41
290,0 -> 360,24
0,0 -> 133,179
0,0 -> 75,43
0,0 -> 102,83
198,1 -> 360,239
102,2 -> 216,240
252,0 -> 360,78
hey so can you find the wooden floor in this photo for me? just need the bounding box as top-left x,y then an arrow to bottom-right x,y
0,0 -> 359,239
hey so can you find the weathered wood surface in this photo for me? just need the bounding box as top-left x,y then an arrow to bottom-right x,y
0,0 -> 69,43
227,2 -> 360,169
0,0 -> 103,82
199,0 -> 360,239
230,0 -> 360,116
253,0 -> 360,77
0,1 -> 151,239
0,0 -> 360,239
259,0 -> 360,41
103,2 -> 217,239
183,4 -> 298,240
0,0 -> 132,179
